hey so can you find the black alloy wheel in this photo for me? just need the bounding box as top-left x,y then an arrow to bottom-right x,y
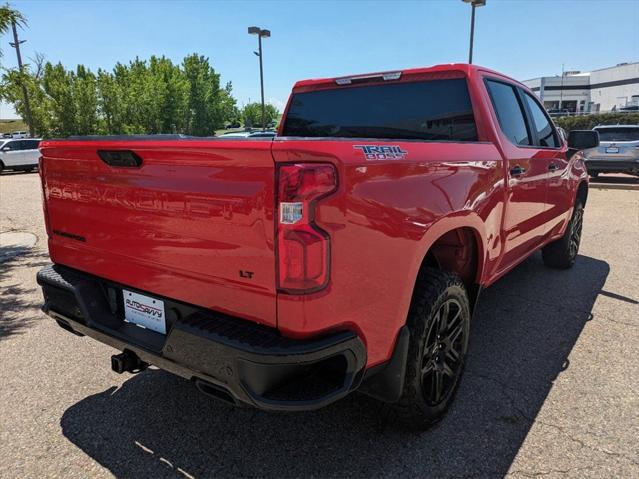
420,298 -> 467,406
568,205 -> 583,260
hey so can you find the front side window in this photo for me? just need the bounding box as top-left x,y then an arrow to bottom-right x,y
485,79 -> 530,146
2,141 -> 21,151
522,92 -> 559,148
282,78 -> 478,142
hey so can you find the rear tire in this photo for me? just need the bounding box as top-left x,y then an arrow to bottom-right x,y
542,200 -> 584,269
390,268 -> 471,430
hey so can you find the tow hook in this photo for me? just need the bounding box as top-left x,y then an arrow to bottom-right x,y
111,351 -> 148,374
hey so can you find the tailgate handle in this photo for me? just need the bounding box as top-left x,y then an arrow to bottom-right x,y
98,150 -> 143,168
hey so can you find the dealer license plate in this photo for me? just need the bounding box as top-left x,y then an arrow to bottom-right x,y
123,289 -> 166,334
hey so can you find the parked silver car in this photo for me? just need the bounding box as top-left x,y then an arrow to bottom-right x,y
583,125 -> 639,177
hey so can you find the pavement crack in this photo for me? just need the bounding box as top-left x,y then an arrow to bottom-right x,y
597,316 -> 638,328
536,420 -> 639,467
507,466 -> 592,477
466,372 -> 639,470
465,371 -> 535,422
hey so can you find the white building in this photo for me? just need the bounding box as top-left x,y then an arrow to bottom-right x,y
522,62 -> 639,113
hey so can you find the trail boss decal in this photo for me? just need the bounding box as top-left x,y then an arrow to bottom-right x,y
354,145 -> 408,160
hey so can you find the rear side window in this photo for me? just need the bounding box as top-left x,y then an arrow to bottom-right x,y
522,92 -> 559,148
282,78 -> 478,141
595,127 -> 639,142
21,140 -> 40,150
485,80 -> 530,146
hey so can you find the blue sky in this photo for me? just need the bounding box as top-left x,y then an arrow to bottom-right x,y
1,0 -> 638,118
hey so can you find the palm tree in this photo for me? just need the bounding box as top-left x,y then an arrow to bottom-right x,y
0,3 -> 27,57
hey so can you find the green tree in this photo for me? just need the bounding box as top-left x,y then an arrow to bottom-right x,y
73,65 -> 99,135
1,67 -> 51,135
183,53 -> 230,136
42,62 -> 77,136
242,102 -> 279,128
148,56 -> 189,133
1,52 -> 239,137
96,68 -> 124,134
215,81 -> 239,129
0,3 -> 26,58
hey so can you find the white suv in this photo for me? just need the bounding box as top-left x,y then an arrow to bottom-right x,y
0,138 -> 41,173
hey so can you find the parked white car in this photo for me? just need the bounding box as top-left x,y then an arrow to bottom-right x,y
0,138 -> 41,173
11,131 -> 30,139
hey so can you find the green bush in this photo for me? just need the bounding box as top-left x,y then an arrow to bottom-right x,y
555,113 -> 639,131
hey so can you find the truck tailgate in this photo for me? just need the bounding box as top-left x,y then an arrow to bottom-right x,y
39,139 -> 276,327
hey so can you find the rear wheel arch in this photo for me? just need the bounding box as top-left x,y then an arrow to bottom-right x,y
360,222 -> 484,406
416,224 -> 485,312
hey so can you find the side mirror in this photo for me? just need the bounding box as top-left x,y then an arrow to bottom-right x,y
568,130 -> 599,150
1,146 -> 10,152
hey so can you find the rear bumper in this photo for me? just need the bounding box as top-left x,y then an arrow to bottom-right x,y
584,158 -> 639,174
37,264 -> 367,411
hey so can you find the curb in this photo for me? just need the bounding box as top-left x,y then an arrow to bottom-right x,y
589,183 -> 639,191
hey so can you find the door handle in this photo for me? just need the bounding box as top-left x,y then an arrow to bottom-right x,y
510,165 -> 526,176
548,163 -> 558,171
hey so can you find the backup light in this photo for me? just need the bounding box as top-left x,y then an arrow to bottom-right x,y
280,202 -> 304,224
277,163 -> 337,293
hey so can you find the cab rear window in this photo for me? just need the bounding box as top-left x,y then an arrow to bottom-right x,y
282,78 -> 478,142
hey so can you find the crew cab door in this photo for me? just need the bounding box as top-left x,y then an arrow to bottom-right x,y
519,90 -> 569,236
485,79 -> 548,270
1,140 -> 24,166
20,139 -> 42,167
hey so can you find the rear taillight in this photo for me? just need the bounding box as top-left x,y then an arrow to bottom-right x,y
277,163 -> 337,294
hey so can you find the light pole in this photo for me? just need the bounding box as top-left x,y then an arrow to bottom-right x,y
462,0 -> 486,64
248,26 -> 270,130
559,63 -> 565,111
9,21 -> 34,138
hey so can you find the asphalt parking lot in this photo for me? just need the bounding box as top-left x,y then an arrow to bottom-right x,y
1,171 -> 637,478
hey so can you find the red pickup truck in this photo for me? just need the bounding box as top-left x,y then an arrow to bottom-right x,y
37,64 -> 598,428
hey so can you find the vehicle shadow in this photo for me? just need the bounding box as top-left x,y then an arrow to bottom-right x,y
60,253 -> 609,478
0,247 -> 50,341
